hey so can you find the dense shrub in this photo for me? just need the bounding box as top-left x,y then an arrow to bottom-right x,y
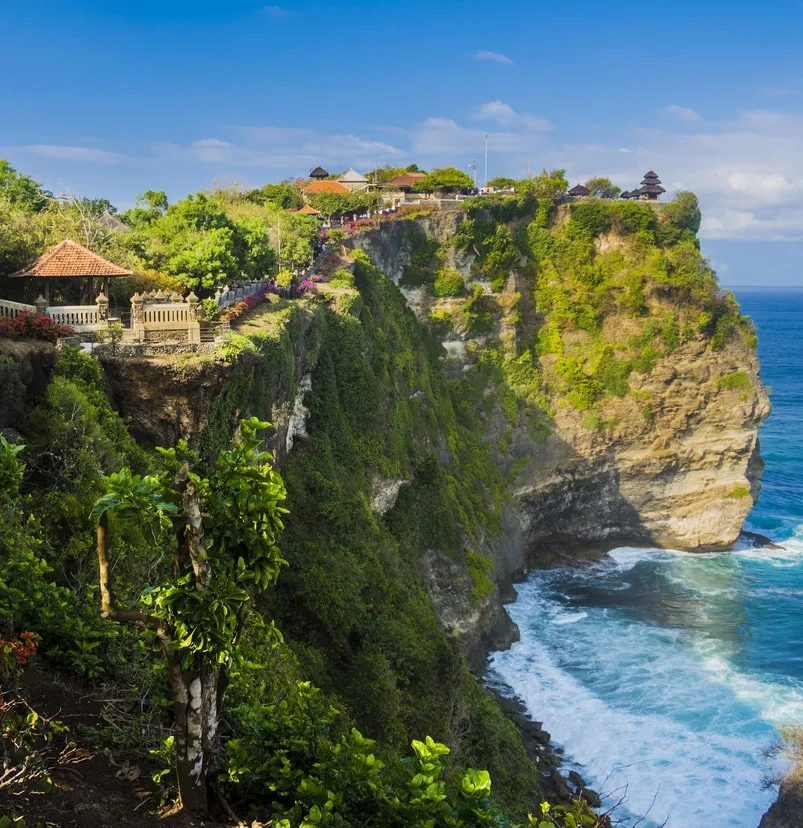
433,268 -> 466,297
0,311 -> 74,342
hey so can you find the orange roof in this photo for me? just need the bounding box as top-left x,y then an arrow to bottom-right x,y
303,180 -> 350,195
11,239 -> 133,279
293,204 -> 322,215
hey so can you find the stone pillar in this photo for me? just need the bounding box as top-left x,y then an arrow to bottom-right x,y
95,291 -> 109,322
130,292 -> 145,342
34,294 -> 48,314
186,291 -> 201,344
214,289 -> 222,307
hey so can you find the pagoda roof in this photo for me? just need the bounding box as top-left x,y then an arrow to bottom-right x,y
303,180 -> 350,195
641,170 -> 662,182
620,190 -> 632,198
309,166 -> 329,179
568,183 -> 590,196
637,184 -> 666,195
338,168 -> 369,183
10,239 -> 133,279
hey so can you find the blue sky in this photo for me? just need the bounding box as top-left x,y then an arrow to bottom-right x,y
3,0 -> 803,285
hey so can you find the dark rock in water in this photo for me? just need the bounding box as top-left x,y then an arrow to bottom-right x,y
760,767 -> 803,827
740,530 -> 785,550
550,770 -> 572,801
580,788 -> 602,808
568,770 -> 586,790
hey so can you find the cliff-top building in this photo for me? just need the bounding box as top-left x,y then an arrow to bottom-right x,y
568,183 -> 590,197
636,170 -> 666,200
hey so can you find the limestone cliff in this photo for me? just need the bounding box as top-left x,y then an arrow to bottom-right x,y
353,200 -> 770,564
82,199 -> 768,671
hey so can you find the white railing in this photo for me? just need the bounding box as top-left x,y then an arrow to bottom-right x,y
215,280 -> 267,311
0,298 -> 36,319
46,305 -> 100,328
141,303 -> 196,325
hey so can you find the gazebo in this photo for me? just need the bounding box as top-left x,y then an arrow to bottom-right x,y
292,204 -> 322,216
568,183 -> 590,197
309,166 -> 330,180
636,171 -> 666,200
10,238 -> 132,303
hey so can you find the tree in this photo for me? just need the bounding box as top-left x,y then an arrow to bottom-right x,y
245,182 -> 303,211
584,177 -> 621,199
0,160 -> 49,213
487,176 -> 516,189
661,190 -> 701,234
307,190 -> 379,219
91,418 -> 287,815
516,169 -> 568,201
121,191 -> 169,229
415,167 -> 474,194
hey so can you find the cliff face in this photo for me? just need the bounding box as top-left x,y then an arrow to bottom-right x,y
92,202 -> 769,674
354,203 -> 770,564
515,335 -> 768,556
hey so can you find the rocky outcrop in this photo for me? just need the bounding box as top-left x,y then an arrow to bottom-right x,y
760,767 -> 803,828
515,337 -> 770,557
353,217 -> 770,562
0,339 -> 57,429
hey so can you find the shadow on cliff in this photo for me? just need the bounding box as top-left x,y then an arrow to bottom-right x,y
513,439 -> 659,570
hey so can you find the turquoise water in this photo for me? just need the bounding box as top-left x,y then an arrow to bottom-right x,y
489,290 -> 803,827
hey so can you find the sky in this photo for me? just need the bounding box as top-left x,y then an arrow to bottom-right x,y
3,0 -> 803,285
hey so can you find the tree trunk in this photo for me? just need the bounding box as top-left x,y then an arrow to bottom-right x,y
165,652 -> 223,816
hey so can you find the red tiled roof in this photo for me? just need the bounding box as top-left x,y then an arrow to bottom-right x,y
293,204 -> 322,215
388,172 -> 427,188
303,180 -> 350,195
10,239 -> 133,279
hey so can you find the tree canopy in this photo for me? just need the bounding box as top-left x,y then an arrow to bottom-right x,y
584,177 -> 621,199
515,169 -> 568,201
415,167 -> 474,193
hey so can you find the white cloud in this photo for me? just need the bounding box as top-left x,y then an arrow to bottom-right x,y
474,101 -> 552,132
474,50 -> 513,65
261,5 -> 285,17
666,104 -> 702,122
756,85 -> 800,98
555,109 -> 803,240
152,129 -> 403,172
21,144 -> 127,164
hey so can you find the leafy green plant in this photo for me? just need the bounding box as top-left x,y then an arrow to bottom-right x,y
91,417 -> 288,815
432,268 -> 466,297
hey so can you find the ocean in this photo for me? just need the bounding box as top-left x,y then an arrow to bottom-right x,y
488,289 -> 803,827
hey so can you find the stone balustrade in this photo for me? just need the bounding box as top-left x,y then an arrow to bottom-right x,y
0,298 -> 37,319
129,291 -> 200,344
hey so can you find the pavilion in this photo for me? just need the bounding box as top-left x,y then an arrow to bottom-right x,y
568,183 -> 590,197
10,238 -> 132,303
636,171 -> 666,200
292,204 -> 322,216
309,166 -> 330,180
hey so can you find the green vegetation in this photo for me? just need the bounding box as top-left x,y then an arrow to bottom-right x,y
400,223 -> 444,287
728,485 -> 751,499
307,190 -> 379,219
433,268 -> 466,297
466,550 -> 496,604
584,177 -> 621,199
717,370 -> 751,391
0,161 -> 321,303
414,167 -> 475,193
